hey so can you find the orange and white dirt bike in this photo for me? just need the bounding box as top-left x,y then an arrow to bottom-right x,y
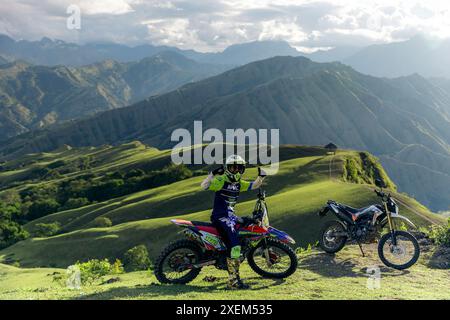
154,189 -> 298,284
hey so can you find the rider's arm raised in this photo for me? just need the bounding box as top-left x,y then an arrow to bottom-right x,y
201,166 -> 225,190
241,176 -> 265,191
241,167 -> 267,191
200,173 -> 214,190
201,174 -> 225,191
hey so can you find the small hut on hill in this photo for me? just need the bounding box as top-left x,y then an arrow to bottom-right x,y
324,143 -> 338,154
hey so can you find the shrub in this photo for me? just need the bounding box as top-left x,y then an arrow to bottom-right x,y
429,218 -> 450,247
344,158 -> 360,183
111,259 -> 125,274
34,222 -> 61,237
47,160 -> 66,169
93,217 -> 112,228
27,199 -> 60,220
0,219 -> 29,249
295,242 -> 317,257
123,245 -> 152,271
75,258 -> 123,285
61,197 -> 90,211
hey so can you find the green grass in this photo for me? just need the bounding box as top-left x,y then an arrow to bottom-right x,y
0,146 -> 443,268
1,245 -> 449,300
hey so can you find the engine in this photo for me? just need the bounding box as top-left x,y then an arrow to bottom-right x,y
351,215 -> 380,243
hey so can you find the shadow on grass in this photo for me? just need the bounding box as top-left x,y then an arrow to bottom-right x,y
298,251 -> 410,279
77,276 -> 286,300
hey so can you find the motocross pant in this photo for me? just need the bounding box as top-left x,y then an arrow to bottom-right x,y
211,210 -> 241,259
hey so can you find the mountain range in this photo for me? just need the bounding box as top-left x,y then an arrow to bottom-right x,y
0,34 -> 301,68
1,56 -> 449,211
343,35 -> 450,78
0,51 -> 228,139
3,34 -> 450,78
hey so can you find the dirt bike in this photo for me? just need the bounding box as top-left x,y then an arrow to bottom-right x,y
317,179 -> 420,270
154,188 -> 298,284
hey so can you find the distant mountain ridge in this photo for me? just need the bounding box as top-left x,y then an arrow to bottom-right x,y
0,51 -> 228,139
1,56 -> 449,210
343,36 -> 450,78
4,34 -> 450,79
0,34 -> 303,67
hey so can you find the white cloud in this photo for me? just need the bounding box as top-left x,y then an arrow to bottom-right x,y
78,0 -> 135,15
259,19 -> 308,43
1,0 -> 450,51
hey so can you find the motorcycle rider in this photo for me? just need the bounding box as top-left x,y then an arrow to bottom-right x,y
200,155 -> 266,289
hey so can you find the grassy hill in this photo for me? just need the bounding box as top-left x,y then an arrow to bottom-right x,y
1,244 -> 449,300
0,143 -> 443,268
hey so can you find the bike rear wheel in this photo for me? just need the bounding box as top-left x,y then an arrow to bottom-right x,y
154,240 -> 202,284
319,220 -> 348,253
378,230 -> 420,270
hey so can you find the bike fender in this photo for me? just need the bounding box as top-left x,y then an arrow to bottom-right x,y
383,215 -> 417,229
268,227 -> 296,244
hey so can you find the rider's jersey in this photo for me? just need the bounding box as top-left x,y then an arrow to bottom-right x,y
208,175 -> 251,220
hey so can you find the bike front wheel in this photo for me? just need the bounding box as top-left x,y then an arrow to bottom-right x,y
378,230 -> 420,270
247,239 -> 298,279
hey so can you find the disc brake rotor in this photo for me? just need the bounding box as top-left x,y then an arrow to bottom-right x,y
325,229 -> 339,243
268,250 -> 281,264
168,253 -> 191,271
391,244 -> 407,258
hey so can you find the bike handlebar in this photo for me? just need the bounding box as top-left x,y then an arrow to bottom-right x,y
374,189 -> 392,201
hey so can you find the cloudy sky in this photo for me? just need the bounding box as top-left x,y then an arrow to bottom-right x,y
1,0 -> 450,52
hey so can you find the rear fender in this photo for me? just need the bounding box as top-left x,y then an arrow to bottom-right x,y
171,219 -> 193,227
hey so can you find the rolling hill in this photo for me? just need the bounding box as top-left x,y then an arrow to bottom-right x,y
0,142 -> 443,268
1,56 -> 448,211
0,51 -> 228,139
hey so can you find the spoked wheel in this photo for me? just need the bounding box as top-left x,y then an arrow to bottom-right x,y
154,240 -> 202,284
319,221 -> 348,253
248,239 -> 297,279
378,231 -> 420,270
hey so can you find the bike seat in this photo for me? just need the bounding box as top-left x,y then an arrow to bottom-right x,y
191,221 -> 214,227
190,221 -> 220,235
340,204 -> 371,215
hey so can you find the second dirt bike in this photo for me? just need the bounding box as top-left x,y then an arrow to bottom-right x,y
318,179 -> 420,270
154,188 -> 298,284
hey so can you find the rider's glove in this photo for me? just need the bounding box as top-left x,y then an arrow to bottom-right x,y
258,167 -> 267,177
240,216 -> 256,226
212,166 -> 224,176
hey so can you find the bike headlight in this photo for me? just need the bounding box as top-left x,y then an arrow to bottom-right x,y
388,199 -> 399,215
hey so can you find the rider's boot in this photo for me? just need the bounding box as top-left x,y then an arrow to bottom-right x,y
226,257 -> 250,290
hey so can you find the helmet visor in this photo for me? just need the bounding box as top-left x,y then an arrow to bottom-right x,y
228,164 -> 245,174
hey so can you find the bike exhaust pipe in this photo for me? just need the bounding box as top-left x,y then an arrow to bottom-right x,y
192,260 -> 217,268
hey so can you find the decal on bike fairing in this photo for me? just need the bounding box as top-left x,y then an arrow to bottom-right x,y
199,231 -> 226,250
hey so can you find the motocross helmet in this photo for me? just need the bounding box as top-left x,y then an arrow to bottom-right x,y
225,155 -> 246,182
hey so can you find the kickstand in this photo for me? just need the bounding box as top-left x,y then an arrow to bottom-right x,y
357,242 -> 366,257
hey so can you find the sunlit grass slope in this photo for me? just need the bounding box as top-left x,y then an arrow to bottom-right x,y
0,143 -> 443,268
1,245 -> 449,300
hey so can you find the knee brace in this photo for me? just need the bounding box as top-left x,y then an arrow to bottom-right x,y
230,245 -> 241,259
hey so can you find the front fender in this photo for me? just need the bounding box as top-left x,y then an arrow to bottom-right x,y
382,214 -> 417,229
267,227 -> 296,244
